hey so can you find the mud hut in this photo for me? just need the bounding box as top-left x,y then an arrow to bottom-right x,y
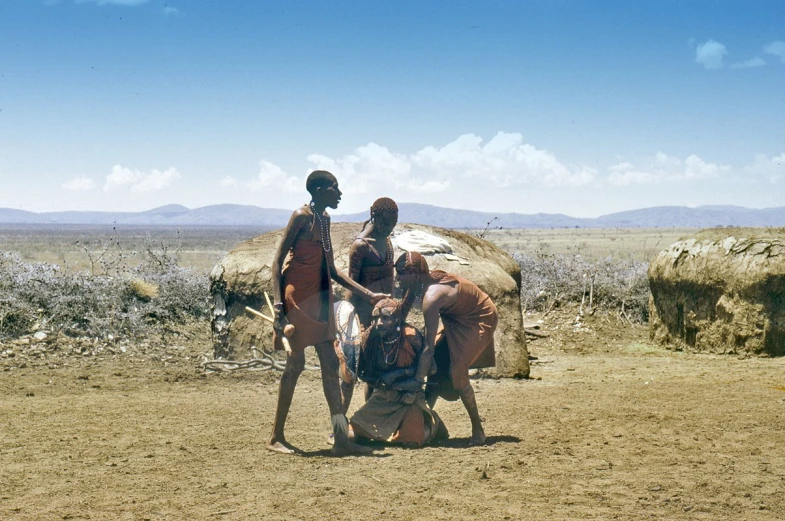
648,228 -> 785,356
209,222 -> 530,378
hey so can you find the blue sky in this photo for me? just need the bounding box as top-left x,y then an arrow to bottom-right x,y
1,0 -> 783,217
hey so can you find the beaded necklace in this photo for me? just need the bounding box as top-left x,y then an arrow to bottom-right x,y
383,237 -> 393,266
309,201 -> 332,253
359,236 -> 393,266
380,328 -> 401,365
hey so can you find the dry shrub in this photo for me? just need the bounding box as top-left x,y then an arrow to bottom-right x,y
515,249 -> 650,322
0,232 -> 209,340
128,278 -> 160,301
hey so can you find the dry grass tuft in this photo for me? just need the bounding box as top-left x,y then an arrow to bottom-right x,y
128,278 -> 159,301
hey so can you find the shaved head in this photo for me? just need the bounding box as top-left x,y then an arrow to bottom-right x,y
306,170 -> 337,196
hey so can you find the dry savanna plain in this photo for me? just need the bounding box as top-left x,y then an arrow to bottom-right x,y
1,224 -> 784,520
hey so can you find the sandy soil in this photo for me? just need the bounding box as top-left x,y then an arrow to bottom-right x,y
2,307 -> 784,521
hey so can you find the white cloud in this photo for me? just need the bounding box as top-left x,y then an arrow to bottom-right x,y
301,132 -> 594,198
608,153 -> 730,185
411,179 -> 451,192
608,163 -> 659,186
163,6 -> 181,15
731,57 -> 766,68
682,154 -> 727,179
695,39 -> 727,69
308,142 -> 414,194
62,176 -> 95,191
413,132 -> 595,187
103,165 -> 181,192
743,153 -> 785,184
219,176 -> 237,188
252,138 -> 783,214
763,41 -> 785,63
653,151 -> 681,169
608,170 -> 657,186
248,160 -> 301,193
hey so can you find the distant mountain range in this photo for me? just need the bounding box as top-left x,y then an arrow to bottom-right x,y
2,203 -> 785,229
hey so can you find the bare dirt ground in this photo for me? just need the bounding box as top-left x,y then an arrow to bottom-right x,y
2,305 -> 784,521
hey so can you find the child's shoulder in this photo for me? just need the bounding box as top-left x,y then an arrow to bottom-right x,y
403,324 -> 424,347
350,236 -> 372,251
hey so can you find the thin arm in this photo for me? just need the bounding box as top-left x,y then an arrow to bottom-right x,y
271,209 -> 309,305
416,291 -> 444,382
347,239 -> 368,283
324,220 -> 380,302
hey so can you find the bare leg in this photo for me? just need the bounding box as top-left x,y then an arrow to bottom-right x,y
457,382 -> 486,446
340,380 -> 355,415
431,410 -> 450,442
315,342 -> 372,456
267,349 -> 306,454
425,383 -> 450,441
425,382 -> 439,409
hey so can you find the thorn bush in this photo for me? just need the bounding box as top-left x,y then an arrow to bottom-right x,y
515,249 -> 650,323
0,231 -> 210,340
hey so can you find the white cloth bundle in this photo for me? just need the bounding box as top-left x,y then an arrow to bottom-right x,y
391,230 -> 453,255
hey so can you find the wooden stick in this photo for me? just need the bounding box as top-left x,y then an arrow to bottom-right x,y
543,291 -> 560,317
262,291 -> 293,354
589,274 -> 595,313
280,336 -> 292,355
244,306 -> 273,323
263,290 -> 275,315
525,328 -> 550,338
620,301 -> 634,326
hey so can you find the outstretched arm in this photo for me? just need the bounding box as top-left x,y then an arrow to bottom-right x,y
326,221 -> 387,304
331,265 -> 385,303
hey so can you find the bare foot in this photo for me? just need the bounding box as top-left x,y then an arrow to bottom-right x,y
266,439 -> 296,454
327,425 -> 355,446
467,430 -> 487,447
432,414 -> 449,442
330,440 -> 374,456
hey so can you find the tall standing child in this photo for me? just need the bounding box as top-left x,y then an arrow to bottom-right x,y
267,170 -> 386,456
341,197 -> 399,411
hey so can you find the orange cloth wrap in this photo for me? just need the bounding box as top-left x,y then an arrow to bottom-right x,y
274,233 -> 335,352
433,273 -> 498,390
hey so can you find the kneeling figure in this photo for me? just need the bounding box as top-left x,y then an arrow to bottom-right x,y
350,298 -> 445,447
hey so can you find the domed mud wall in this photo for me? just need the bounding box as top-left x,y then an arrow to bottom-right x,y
210,222 -> 530,378
648,228 -> 785,356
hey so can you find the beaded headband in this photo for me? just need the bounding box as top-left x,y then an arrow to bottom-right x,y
371,298 -> 400,318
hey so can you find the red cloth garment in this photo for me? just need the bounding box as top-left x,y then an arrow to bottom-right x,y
432,273 -> 498,390
274,207 -> 336,352
351,325 -> 439,446
346,237 -> 394,328
390,405 -> 426,445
